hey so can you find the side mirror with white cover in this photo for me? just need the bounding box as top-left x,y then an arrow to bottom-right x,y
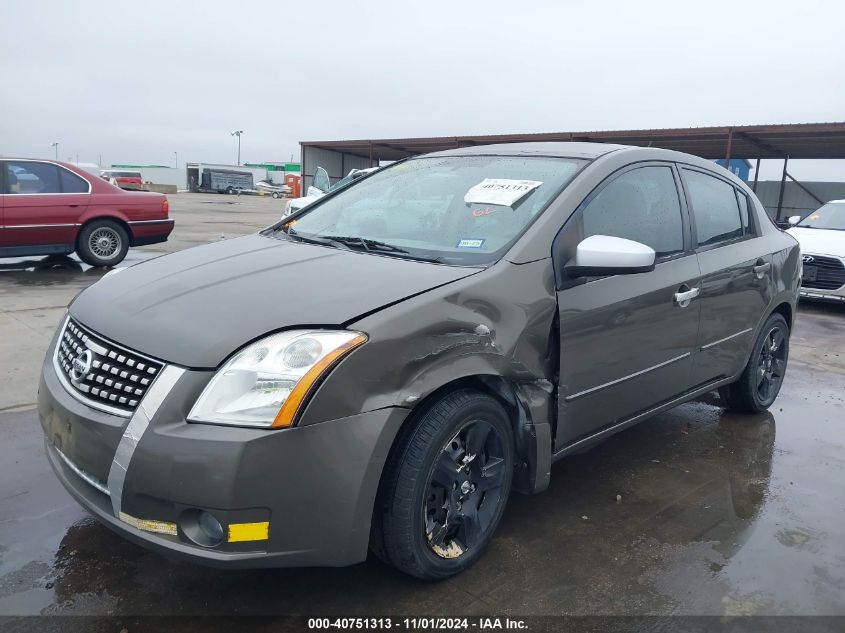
565,235 -> 657,278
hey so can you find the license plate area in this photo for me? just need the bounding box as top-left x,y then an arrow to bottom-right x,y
802,265 -> 818,282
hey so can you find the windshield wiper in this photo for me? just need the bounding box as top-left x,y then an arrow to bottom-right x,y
321,236 -> 411,254
285,229 -> 352,251
288,232 -> 446,263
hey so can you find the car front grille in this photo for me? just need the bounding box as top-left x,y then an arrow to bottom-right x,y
55,318 -> 163,416
801,254 -> 845,291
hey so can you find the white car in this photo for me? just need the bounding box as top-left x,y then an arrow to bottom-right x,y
787,200 -> 845,302
283,166 -> 379,217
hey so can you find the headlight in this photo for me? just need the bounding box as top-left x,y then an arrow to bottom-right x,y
188,330 -> 366,428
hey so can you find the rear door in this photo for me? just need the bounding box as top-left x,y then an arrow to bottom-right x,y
2,161 -> 90,249
679,166 -> 773,385
554,163 -> 702,449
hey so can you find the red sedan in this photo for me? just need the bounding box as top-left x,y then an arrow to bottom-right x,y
1,159 -> 174,266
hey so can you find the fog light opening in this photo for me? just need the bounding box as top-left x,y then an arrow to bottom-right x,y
180,509 -> 225,548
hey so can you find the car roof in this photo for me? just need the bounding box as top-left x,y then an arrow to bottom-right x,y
420,141 -> 629,159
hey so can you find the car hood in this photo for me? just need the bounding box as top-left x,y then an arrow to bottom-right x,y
70,234 -> 480,368
786,227 -> 845,258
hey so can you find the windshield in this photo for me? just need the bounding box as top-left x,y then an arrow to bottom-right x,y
271,155 -> 586,266
798,203 -> 845,230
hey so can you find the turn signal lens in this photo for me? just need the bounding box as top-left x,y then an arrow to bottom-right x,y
272,334 -> 366,428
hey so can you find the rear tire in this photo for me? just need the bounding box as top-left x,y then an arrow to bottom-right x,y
372,389 -> 514,579
272,192 -> 280,199
76,220 -> 129,267
719,313 -> 790,413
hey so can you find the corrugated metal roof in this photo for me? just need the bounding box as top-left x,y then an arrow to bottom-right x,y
301,122 -> 845,162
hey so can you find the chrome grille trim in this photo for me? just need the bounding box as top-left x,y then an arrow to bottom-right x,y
54,444 -> 111,496
801,254 -> 845,291
52,316 -> 164,417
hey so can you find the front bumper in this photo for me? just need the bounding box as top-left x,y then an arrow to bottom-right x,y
39,343 -> 408,568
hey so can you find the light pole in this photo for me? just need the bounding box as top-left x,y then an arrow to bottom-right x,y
174,151 -> 178,168
51,142 -> 59,160
231,130 -> 243,165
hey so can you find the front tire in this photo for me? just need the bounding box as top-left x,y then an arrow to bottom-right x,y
373,390 -> 514,579
76,220 -> 129,267
719,313 -> 790,413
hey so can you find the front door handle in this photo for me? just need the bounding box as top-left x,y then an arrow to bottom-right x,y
753,261 -> 771,279
674,286 -> 700,308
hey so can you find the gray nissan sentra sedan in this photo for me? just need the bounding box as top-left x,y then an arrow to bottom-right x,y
39,143 -> 800,579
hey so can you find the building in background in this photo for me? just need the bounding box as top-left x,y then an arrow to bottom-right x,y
714,158 -> 752,181
244,162 -> 301,185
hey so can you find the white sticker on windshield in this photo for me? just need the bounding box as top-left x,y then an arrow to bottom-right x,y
457,238 -> 485,249
464,178 -> 543,207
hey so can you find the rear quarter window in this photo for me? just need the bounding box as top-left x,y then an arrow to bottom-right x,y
682,168 -> 744,247
60,168 -> 89,193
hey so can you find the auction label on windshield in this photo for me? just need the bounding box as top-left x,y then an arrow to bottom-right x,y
464,178 -> 542,206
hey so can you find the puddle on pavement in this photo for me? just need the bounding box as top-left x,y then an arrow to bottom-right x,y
0,252 -> 159,288
2,382 -> 841,617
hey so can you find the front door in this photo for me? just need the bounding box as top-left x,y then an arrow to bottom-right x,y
2,160 -> 90,250
555,163 -> 701,450
679,167 -> 774,384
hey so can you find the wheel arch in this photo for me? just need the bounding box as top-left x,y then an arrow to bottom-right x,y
77,215 -> 134,246
771,301 -> 794,330
382,374 -> 552,497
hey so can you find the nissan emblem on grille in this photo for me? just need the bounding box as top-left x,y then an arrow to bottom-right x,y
70,349 -> 93,383
55,318 -> 164,415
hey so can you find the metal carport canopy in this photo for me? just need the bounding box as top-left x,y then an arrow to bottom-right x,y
301,122 -> 845,163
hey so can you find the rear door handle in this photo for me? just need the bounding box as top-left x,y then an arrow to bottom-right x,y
674,287 -> 700,308
753,261 -> 771,279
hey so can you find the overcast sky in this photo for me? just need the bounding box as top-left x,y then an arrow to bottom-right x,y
1,0 -> 843,180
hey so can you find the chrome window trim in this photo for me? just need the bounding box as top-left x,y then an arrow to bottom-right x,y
54,445 -> 110,496
3,158 -> 93,194
564,352 -> 691,402
700,327 -> 754,351
51,316 -> 167,418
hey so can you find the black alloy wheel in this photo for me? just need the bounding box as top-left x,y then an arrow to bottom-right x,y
756,324 -> 788,405
719,313 -> 790,413
424,420 -> 508,559
372,389 -> 514,579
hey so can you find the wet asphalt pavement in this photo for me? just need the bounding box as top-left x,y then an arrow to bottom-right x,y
1,195 -> 844,619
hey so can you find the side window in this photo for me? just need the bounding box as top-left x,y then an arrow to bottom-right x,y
582,166 -> 684,258
60,168 -> 90,193
682,168 -> 744,246
736,190 -> 753,235
6,161 -> 61,194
